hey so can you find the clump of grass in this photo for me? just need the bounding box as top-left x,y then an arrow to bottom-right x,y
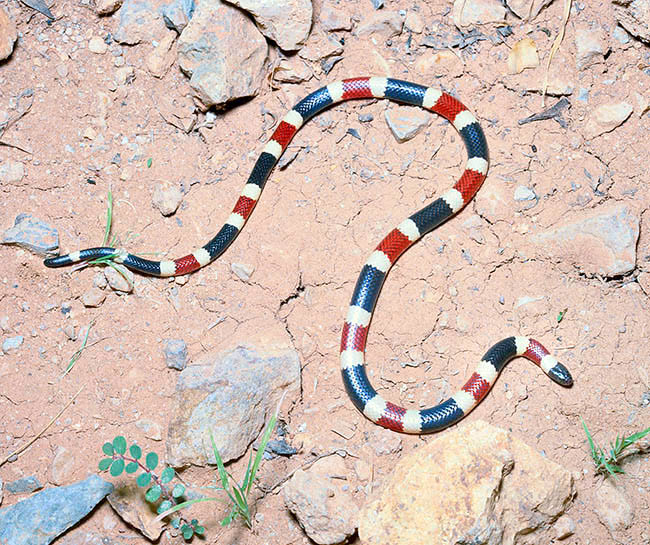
582,418 -> 650,478
98,436 -> 204,540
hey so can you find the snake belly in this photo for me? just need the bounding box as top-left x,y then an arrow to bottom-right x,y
44,77 -> 573,433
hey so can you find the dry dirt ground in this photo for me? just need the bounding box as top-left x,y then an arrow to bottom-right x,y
0,0 -> 649,544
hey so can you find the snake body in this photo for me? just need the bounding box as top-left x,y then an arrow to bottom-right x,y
45,77 -> 573,433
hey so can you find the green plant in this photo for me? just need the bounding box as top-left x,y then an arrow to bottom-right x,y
154,412 -> 278,529
98,436 -> 204,540
582,419 -> 650,477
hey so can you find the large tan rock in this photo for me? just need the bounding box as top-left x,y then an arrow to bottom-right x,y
359,420 -> 574,545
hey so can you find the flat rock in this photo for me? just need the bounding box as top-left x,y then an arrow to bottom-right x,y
320,4 -> 352,31
359,420 -> 574,545
531,204 -> 639,277
274,57 -> 312,83
584,101 -> 633,139
104,264 -> 134,293
227,0 -> 312,51
2,214 -> 59,255
505,0 -> 554,20
384,105 -> 431,142
6,475 -> 42,494
161,0 -> 194,32
355,10 -> 403,39
284,467 -> 359,545
0,474 -> 113,545
50,446 -> 76,485
152,181 -> 183,216
0,7 -> 17,60
2,335 -> 23,354
614,0 -> 650,43
166,345 -> 300,466
575,26 -> 607,70
453,0 -> 506,28
162,338 -> 188,370
0,159 -> 25,183
94,0 -> 122,14
146,32 -> 177,78
594,479 -> 634,534
113,0 -> 168,44
107,480 -> 165,540
81,287 -> 106,308
177,0 -> 268,107
298,30 -> 343,62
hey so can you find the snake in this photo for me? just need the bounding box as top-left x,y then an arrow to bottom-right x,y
45,77 -> 573,433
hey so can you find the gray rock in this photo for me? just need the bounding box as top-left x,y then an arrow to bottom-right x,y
614,0 -> 650,43
167,345 -> 300,466
178,0 -> 268,107
2,214 -> 59,256
2,335 -> 23,354
227,0 -> 313,51
113,0 -> 168,45
514,185 -> 537,201
0,475 -> 113,545
384,106 -> 430,142
370,0 -> 384,8
6,475 -> 42,494
531,204 -> 639,277
162,0 -> 195,32
163,338 -> 188,370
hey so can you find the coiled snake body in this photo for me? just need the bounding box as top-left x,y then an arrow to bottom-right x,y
45,77 -> 573,433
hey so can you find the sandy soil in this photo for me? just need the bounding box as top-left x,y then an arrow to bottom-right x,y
0,0 -> 648,544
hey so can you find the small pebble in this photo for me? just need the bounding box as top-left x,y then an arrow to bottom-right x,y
2,335 -> 23,354
231,262 -> 254,281
162,339 -> 188,370
82,287 -> 106,308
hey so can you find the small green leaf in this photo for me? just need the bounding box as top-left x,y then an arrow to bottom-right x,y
112,436 -> 127,455
130,444 -> 142,459
110,459 -> 125,476
147,158 -> 152,168
194,525 -> 205,535
137,472 -> 152,487
158,499 -> 172,514
182,524 -> 194,540
98,458 -> 112,471
191,519 -> 198,525
171,517 -> 181,529
102,442 -> 114,456
172,483 -> 185,498
557,308 -> 568,323
161,466 -> 175,483
145,452 -> 159,470
125,462 -> 139,474
145,484 -> 162,503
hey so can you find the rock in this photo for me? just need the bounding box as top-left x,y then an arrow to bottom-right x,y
320,4 -> 352,31
107,480 -> 164,540
88,36 -> 108,54
161,0 -> 194,32
81,288 -> 106,308
114,65 -> 135,86
231,262 -> 254,281
166,345 -> 300,466
453,0 -> 506,28
104,265 -> 134,293
298,30 -> 344,62
94,0 -> 122,15
614,0 -> 650,43
146,32 -> 176,78
414,50 -> 463,79
113,0 -> 168,44
584,102 -> 633,139
6,476 -> 42,494
0,159 -> 25,183
152,182 -> 183,216
356,11 -> 403,39
162,338 -> 188,370
177,0 -> 268,107
135,418 -> 163,440
384,106 -> 431,142
404,10 -> 424,33
227,0 -> 312,51
507,37 -> 539,74
50,446 -> 76,485
514,185 -> 536,201
283,468 -> 359,545
2,214 -> 59,256
505,0 -> 554,20
575,26 -> 607,70
0,7 -> 17,60
531,204 -> 639,277
359,420 -> 574,545
554,514 -> 576,539
2,335 -> 23,354
0,475 -> 113,545
594,480 -> 634,534
273,57 -> 312,83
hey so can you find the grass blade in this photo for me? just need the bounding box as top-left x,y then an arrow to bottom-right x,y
246,413 -> 276,495
103,190 -> 113,246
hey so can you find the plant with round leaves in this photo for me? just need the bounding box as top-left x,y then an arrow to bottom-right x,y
97,436 -> 200,540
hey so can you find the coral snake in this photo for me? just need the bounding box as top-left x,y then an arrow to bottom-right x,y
45,77 -> 573,433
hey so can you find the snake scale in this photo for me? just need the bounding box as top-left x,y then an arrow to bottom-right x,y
45,77 -> 573,433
